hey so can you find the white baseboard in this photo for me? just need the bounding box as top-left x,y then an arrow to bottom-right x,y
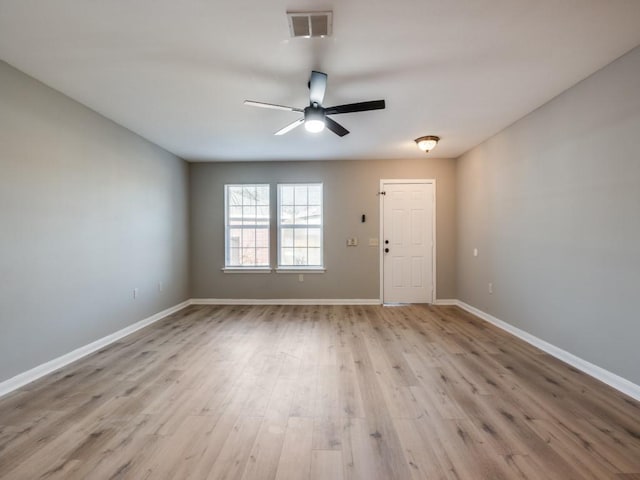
0,300 -> 191,398
451,300 -> 640,402
433,298 -> 458,306
190,298 -> 382,305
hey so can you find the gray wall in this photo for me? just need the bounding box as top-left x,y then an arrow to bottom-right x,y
0,61 -> 190,383
190,158 -> 456,300
456,45 -> 640,384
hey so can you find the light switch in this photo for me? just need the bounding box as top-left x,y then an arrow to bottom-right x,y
368,238 -> 379,247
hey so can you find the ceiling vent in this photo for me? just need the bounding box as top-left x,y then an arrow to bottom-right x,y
287,11 -> 333,38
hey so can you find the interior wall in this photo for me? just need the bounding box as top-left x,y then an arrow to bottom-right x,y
190,158 -> 456,300
0,61 -> 190,383
456,45 -> 640,385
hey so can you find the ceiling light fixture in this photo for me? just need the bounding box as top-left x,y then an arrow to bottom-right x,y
304,105 -> 326,133
415,135 -> 440,153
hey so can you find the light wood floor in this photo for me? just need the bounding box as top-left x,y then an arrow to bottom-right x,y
1,305 -> 639,479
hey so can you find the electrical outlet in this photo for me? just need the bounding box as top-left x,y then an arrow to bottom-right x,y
133,288 -> 139,299
473,248 -> 478,257
347,237 -> 358,246
488,282 -> 493,294
158,282 -> 163,292
298,274 -> 304,282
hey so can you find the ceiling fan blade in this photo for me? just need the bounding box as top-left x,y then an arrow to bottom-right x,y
325,100 -> 386,115
309,71 -> 327,105
274,118 -> 304,135
325,117 -> 349,137
244,100 -> 303,112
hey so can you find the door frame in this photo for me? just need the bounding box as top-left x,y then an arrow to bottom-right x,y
379,179 -> 437,304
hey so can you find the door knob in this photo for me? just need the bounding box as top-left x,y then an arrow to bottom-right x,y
385,240 -> 389,244
385,248 -> 389,253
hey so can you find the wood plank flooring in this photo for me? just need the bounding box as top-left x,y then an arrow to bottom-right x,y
1,304 -> 639,479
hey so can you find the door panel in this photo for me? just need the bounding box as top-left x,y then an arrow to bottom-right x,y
391,209 -> 405,246
382,182 -> 434,303
411,256 -> 423,287
411,209 -> 424,245
392,257 -> 404,287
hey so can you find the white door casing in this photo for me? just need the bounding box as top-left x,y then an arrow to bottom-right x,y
380,180 -> 435,304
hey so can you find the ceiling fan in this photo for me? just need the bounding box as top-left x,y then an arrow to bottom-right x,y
244,71 -> 385,137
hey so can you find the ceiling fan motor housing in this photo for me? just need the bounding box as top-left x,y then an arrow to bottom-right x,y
304,105 -> 325,121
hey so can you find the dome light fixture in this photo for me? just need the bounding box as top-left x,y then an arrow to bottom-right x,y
415,135 -> 440,153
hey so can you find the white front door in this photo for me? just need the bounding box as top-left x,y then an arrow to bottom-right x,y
381,180 -> 435,304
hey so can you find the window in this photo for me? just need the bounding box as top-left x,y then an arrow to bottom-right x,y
278,183 -> 323,268
225,184 -> 270,268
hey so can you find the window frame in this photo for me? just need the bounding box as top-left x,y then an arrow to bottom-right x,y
223,183 -> 271,270
276,183 -> 324,271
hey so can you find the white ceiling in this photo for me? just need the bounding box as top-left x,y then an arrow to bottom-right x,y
1,1 -> 640,161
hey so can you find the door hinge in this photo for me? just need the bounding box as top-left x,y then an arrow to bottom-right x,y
378,191 -> 386,195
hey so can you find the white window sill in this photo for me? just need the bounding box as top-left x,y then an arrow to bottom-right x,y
222,267 -> 273,274
275,267 -> 326,274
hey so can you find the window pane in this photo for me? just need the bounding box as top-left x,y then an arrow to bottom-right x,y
230,228 -> 242,247
228,186 -> 243,206
308,185 -> 322,205
281,206 -> 294,225
281,247 -> 294,265
243,206 -> 256,224
256,228 -> 269,248
308,228 -> 321,247
256,206 -> 269,225
295,206 -> 308,225
229,206 -> 243,225
242,186 -> 257,206
294,185 -> 307,205
307,205 -> 321,225
281,228 -> 294,247
281,185 -> 294,205
256,248 -> 269,265
294,228 -> 307,247
294,248 -> 308,265
256,185 -> 269,205
242,229 -> 256,248
229,247 -> 241,264
308,248 -> 321,265
242,248 -> 256,265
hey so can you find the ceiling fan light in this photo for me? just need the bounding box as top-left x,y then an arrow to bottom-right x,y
305,119 -> 325,133
415,135 -> 440,152
304,106 -> 326,133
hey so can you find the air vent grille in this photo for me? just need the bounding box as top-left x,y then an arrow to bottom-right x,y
287,11 -> 332,38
